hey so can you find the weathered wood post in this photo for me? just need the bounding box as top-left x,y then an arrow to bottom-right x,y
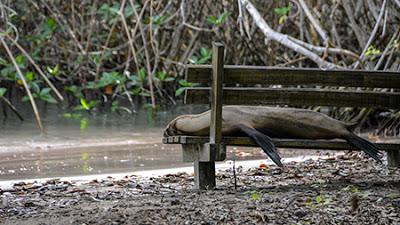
193,42 -> 225,190
387,150 -> 400,168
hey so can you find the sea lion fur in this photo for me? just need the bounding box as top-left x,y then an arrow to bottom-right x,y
164,106 -> 382,166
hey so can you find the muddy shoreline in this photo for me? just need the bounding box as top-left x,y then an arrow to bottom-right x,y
1,152 -> 399,225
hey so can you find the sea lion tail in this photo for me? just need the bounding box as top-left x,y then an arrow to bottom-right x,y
344,133 -> 383,163
236,125 -> 283,167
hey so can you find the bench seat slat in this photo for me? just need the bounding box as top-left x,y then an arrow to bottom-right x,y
163,136 -> 400,151
187,65 -> 400,88
185,87 -> 400,108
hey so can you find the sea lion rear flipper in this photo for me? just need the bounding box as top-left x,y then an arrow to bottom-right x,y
236,124 -> 283,167
344,133 -> 383,163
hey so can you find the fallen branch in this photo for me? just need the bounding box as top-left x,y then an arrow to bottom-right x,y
240,0 -> 339,68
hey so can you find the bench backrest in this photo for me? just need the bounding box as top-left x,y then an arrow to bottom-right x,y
185,65 -> 400,108
183,43 -> 400,155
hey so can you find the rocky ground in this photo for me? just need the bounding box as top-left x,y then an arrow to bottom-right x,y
0,152 -> 399,225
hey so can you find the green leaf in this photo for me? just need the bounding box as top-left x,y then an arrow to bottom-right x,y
25,72 -> 34,82
189,56 -> 198,64
40,93 -> 57,103
15,55 -> 25,65
80,98 -> 90,110
153,14 -> 169,25
40,88 -> 51,95
274,6 -> 291,16
156,71 -> 167,81
22,95 -> 30,102
200,47 -> 210,57
175,87 -> 186,96
47,64 -> 59,76
251,191 -> 261,201
206,16 -> 218,25
31,82 -> 40,93
111,100 -> 119,112
217,12 -> 230,24
315,195 -> 323,204
0,88 -> 6,97
179,79 -> 193,87
46,18 -> 56,31
138,68 -> 146,81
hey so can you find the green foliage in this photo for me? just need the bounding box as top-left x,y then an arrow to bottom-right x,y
0,88 -> 7,97
250,191 -> 261,201
65,85 -> 83,99
99,3 -> 135,24
274,6 -> 291,16
22,87 -> 57,103
175,79 -> 196,96
274,6 -> 291,24
154,71 -> 174,82
189,47 -> 212,64
46,64 -> 59,76
207,12 -> 230,26
152,13 -> 169,26
73,98 -> 99,111
365,46 -> 381,60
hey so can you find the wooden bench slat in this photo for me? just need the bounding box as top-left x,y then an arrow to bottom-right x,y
187,65 -> 400,88
163,136 -> 400,151
185,87 -> 400,108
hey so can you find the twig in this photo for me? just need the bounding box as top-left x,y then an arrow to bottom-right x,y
375,29 -> 399,70
0,96 -> 24,121
342,0 -> 367,48
353,0 -> 387,69
298,0 -> 329,45
4,34 -> 64,101
288,36 -> 359,59
0,36 -> 43,131
130,0 -> 156,108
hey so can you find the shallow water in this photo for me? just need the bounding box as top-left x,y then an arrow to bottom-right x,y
0,104 -> 268,181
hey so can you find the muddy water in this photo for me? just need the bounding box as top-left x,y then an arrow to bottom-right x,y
0,105 -> 269,181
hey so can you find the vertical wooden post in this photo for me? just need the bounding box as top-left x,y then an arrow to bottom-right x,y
387,150 -> 400,168
194,42 -> 224,190
210,42 -> 224,146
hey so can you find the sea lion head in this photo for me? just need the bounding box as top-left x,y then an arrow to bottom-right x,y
163,116 -> 184,137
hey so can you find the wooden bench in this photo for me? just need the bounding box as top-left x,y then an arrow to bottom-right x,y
163,42 -> 400,190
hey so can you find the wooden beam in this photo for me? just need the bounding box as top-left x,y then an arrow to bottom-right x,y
163,136 -> 400,151
185,87 -> 400,108
210,43 -> 224,145
186,65 -> 400,88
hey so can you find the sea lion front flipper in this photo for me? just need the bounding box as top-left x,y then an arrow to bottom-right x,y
236,124 -> 283,167
344,133 -> 383,163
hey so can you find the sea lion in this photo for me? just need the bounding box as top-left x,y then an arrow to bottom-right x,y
164,106 -> 383,167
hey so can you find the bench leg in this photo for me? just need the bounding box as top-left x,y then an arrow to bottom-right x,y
194,160 -> 216,190
387,150 -> 400,168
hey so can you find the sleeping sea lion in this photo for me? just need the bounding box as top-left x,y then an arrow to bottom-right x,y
164,106 -> 383,167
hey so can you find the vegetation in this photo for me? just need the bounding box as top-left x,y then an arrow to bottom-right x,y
0,0 -> 399,132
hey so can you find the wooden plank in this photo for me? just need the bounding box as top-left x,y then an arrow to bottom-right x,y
186,65 -> 400,88
210,43 -> 224,145
163,136 -> 400,151
185,87 -> 400,108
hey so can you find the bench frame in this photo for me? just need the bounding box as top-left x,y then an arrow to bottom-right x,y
163,42 -> 400,190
